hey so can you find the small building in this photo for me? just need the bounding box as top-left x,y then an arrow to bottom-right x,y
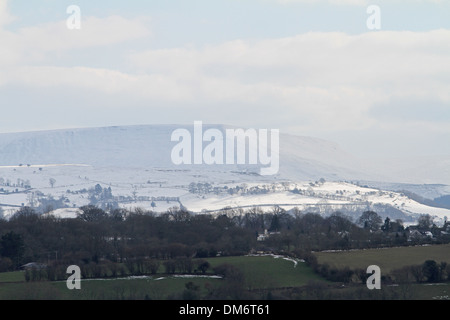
257,229 -> 280,241
424,231 -> 433,238
407,229 -> 433,242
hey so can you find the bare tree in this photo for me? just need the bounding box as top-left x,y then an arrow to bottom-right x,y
357,211 -> 382,231
49,178 -> 56,188
418,214 -> 433,230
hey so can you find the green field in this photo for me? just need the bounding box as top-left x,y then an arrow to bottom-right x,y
314,244 -> 450,273
208,255 -> 323,289
0,271 -> 25,283
0,277 -> 219,300
0,255 -> 321,300
322,282 -> 450,300
2,249 -> 449,300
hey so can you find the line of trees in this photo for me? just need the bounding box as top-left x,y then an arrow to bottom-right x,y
0,206 -> 255,272
1,205 -> 449,275
304,256 -> 450,286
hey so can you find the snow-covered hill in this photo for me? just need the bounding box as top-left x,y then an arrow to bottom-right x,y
0,124 -> 449,224
0,124 -> 394,182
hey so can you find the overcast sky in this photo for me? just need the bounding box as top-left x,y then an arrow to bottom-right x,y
0,0 -> 449,158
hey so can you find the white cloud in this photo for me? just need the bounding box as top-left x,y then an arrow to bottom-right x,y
4,29 -> 450,136
276,0 -> 444,4
126,30 -> 450,131
0,15 -> 150,66
27,15 -> 149,51
276,0 -> 368,4
0,0 -> 15,27
0,0 -> 449,156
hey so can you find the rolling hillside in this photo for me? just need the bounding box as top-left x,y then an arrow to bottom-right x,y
0,124 -> 448,224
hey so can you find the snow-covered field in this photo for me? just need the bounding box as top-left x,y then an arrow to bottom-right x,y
0,163 -> 449,226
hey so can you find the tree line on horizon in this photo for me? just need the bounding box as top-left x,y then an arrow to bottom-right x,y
0,205 -> 448,275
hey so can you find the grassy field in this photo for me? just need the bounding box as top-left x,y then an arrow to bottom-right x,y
208,255 -> 324,289
0,271 -> 25,283
321,282 -> 450,300
0,255 -> 321,300
2,249 -> 449,300
314,244 -> 450,273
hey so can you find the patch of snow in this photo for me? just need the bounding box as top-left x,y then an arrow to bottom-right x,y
247,253 -> 303,268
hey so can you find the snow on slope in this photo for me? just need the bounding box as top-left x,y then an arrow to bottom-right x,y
0,124 -> 377,180
0,125 -> 449,224
179,181 -> 450,224
278,133 -> 378,182
368,156 -> 450,185
0,124 -> 447,184
0,126 -> 175,168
